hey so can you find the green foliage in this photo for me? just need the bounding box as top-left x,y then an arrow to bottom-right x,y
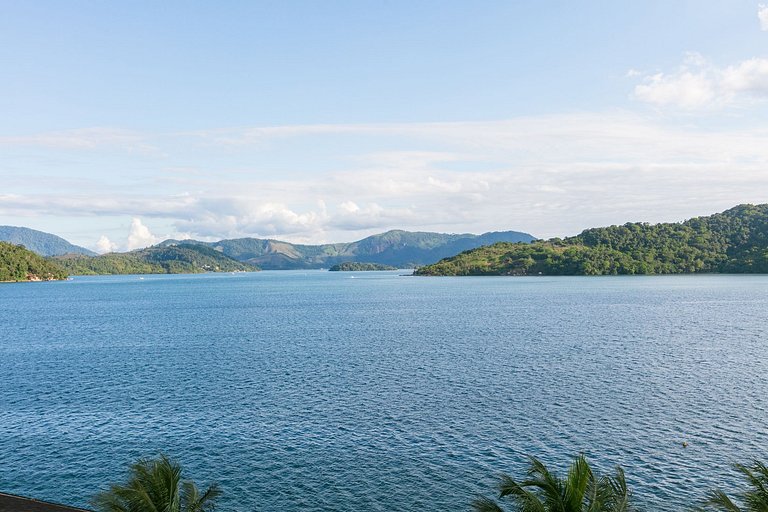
0,242 -> 68,281
702,461 -> 768,511
473,455 -> 632,512
328,261 -> 398,271
53,244 -> 258,275
92,454 -> 220,512
416,204 -> 768,276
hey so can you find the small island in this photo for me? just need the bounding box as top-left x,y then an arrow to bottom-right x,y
329,262 -> 398,271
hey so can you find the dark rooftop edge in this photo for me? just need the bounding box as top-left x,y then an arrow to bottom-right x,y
0,492 -> 91,512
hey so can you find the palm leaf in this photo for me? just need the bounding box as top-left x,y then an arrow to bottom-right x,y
92,455 -> 219,512
477,454 -> 632,512
472,496 -> 506,512
703,489 -> 743,511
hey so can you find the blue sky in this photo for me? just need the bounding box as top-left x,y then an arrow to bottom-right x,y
2,1 -> 768,251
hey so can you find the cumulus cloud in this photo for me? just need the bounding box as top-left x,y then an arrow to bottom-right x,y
339,200 -> 360,213
126,218 -> 159,250
95,235 -> 118,254
330,202 -> 418,230
170,198 -> 418,238
173,200 -> 329,239
722,57 -> 768,93
760,4 -> 768,30
633,52 -> 768,109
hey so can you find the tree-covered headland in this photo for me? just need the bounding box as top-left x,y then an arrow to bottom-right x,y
0,241 -> 68,281
415,204 -> 768,276
53,244 -> 258,275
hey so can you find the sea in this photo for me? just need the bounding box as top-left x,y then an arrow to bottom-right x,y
1,271 -> 767,511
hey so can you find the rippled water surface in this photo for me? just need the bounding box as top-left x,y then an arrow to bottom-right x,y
1,272 -> 767,511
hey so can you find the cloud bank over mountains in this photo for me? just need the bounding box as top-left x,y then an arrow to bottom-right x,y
2,4 -> 768,251
3,110 -> 768,252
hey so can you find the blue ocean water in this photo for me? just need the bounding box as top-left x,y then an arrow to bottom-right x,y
1,271 -> 767,511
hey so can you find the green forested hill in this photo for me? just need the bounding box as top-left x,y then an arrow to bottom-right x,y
52,244 -> 259,275
0,242 -> 68,281
415,204 -> 768,276
159,229 -> 535,269
0,226 -> 95,256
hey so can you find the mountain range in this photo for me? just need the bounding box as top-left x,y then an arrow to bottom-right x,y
4,205 -> 768,278
1,226 -> 535,275
158,229 -> 536,269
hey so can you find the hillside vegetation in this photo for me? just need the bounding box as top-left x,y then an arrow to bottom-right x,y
0,242 -> 68,281
53,244 -> 258,275
415,204 -> 768,276
0,225 -> 95,256
159,229 -> 535,269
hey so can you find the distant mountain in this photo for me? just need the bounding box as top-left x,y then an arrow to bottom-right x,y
160,229 -> 536,269
0,226 -> 95,256
52,244 -> 258,275
1,242 -> 68,281
415,204 -> 768,276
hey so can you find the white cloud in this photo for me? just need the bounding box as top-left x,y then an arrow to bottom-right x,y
187,123 -> 391,146
95,235 -> 118,254
173,200 -> 329,239
339,201 -> 360,213
635,71 -> 717,108
126,218 -> 159,250
3,114 -> 768,242
633,53 -> 768,109
330,202 -> 418,231
759,4 -> 768,30
722,58 -> 768,93
0,127 -> 154,152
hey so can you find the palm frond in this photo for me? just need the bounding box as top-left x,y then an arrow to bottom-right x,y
497,473 -> 547,512
472,496 -> 506,512
92,455 -> 219,512
182,481 -> 221,512
738,462 -> 768,511
703,489 -> 743,512
524,456 -> 565,510
606,467 -> 632,512
480,454 -> 632,512
563,454 -> 592,511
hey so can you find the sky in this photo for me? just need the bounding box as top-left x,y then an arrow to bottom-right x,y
2,1 -> 768,252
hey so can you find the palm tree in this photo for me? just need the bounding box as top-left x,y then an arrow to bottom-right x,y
702,461 -> 768,511
473,454 -> 633,512
92,454 -> 221,512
